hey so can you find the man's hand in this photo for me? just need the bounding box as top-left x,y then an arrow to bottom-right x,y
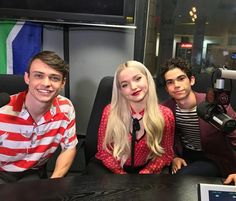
50,147 -> 76,179
224,174 -> 236,185
171,157 -> 187,174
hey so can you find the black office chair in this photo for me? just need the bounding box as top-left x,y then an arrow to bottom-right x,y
0,74 -> 27,94
84,76 -> 113,165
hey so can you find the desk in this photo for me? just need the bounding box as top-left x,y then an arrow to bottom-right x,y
0,174 -> 222,201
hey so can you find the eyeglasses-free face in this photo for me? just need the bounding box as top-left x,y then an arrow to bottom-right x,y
164,68 -> 195,101
118,67 -> 148,107
24,59 -> 65,105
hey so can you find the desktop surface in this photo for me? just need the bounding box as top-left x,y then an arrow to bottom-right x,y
0,174 -> 222,201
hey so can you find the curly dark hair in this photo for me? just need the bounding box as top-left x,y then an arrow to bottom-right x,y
160,57 -> 192,85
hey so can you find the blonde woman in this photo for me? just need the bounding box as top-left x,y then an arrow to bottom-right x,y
94,61 -> 174,174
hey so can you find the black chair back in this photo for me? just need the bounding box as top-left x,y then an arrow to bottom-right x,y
84,76 -> 113,164
0,74 -> 27,94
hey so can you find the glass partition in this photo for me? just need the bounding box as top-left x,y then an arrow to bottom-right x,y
155,0 -> 236,75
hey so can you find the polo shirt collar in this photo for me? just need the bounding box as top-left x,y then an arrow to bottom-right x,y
13,91 -> 62,123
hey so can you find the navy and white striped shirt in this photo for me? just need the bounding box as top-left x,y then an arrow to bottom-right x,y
175,104 -> 202,151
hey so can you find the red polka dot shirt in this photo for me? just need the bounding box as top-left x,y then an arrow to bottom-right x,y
95,104 -> 175,174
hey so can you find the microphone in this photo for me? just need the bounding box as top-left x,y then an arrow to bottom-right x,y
0,92 -> 10,107
197,101 -> 236,133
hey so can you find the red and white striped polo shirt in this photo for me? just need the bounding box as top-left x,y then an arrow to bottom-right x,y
0,91 -> 78,172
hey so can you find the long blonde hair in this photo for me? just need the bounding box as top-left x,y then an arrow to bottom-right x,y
104,61 -> 165,164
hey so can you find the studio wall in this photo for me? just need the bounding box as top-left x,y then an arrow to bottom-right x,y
43,25 -> 135,135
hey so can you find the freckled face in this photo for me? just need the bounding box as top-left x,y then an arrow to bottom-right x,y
118,67 -> 148,104
24,59 -> 65,104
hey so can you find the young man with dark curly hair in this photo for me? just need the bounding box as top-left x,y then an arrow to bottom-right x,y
160,57 -> 236,185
